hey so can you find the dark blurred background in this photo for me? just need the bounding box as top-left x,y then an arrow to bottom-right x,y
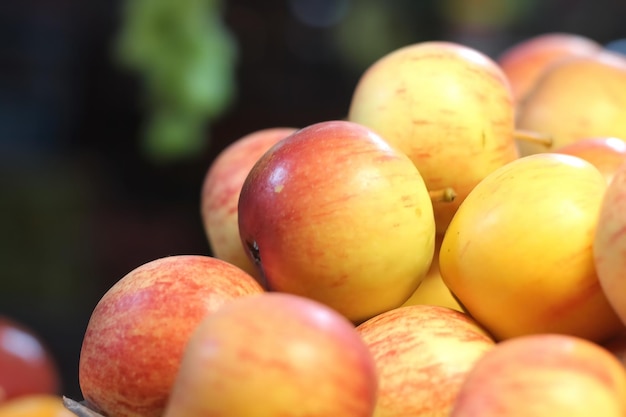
1,0 -> 625,400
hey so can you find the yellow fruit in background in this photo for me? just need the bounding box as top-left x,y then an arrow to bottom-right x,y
348,40 -> 519,235
0,395 -> 74,417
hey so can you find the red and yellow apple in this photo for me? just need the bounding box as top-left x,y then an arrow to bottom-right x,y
347,40 -> 519,234
78,255 -> 264,417
356,304 -> 494,417
238,120 -> 436,323
594,161 -> 626,326
163,292 -> 378,417
554,137 -> 626,184
497,32 -> 601,104
440,153 -> 623,342
200,127 -> 297,279
0,316 -> 60,403
516,51 -> 626,155
449,334 -> 626,417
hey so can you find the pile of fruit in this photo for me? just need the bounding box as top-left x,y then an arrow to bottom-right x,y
67,32 -> 626,417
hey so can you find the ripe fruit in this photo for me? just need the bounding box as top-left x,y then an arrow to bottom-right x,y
555,137 -> 626,184
347,40 -> 519,234
238,120 -> 436,323
0,316 -> 60,403
356,305 -> 494,417
200,127 -> 297,278
594,161 -> 626,326
449,334 -> 626,417
78,255 -> 264,417
497,32 -> 601,103
163,292 -> 378,417
401,235 -> 463,311
440,153 -> 623,342
516,51 -> 626,155
0,394 -> 74,417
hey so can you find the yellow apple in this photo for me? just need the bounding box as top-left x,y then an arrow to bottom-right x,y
238,120 -> 436,323
440,153 -> 623,342
401,235 -> 463,312
516,51 -> 626,155
356,304 -> 494,417
449,334 -> 626,417
347,40 -> 519,235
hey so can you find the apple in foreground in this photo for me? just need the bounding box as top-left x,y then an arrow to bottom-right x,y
163,292 -> 378,417
449,334 -> 626,417
594,161 -> 626,326
200,127 -> 297,279
78,255 -> 264,417
347,40 -> 519,234
554,137 -> 626,184
496,32 -> 601,104
440,153 -> 623,342
0,316 -> 60,403
356,305 -> 494,417
238,120 -> 436,323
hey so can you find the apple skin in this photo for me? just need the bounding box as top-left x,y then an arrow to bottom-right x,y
516,51 -> 626,155
554,137 -> 626,184
449,334 -> 626,417
347,40 -> 519,235
0,316 -> 60,403
0,394 -> 75,417
594,161 -> 626,327
238,120 -> 436,323
401,235 -> 463,312
78,255 -> 264,417
163,292 -> 378,417
356,305 -> 494,417
497,32 -> 601,104
440,153 -> 624,343
200,127 -> 297,279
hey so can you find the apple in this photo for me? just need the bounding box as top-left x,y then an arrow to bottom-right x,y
0,316 -> 60,403
516,50 -> 626,156
401,235 -> 463,312
162,292 -> 378,417
238,120 -> 436,323
200,127 -> 297,279
78,255 -> 264,417
440,153 -> 623,343
594,161 -> 626,327
449,334 -> 626,417
356,304 -> 494,417
554,137 -> 626,184
0,394 -> 75,417
497,32 -> 601,104
347,40 -> 520,235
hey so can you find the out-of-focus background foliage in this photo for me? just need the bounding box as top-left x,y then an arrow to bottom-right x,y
1,0 -> 625,400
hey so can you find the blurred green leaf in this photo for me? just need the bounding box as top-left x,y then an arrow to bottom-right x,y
115,0 -> 238,163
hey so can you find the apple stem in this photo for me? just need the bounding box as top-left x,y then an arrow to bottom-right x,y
513,129 -> 553,148
429,187 -> 456,203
